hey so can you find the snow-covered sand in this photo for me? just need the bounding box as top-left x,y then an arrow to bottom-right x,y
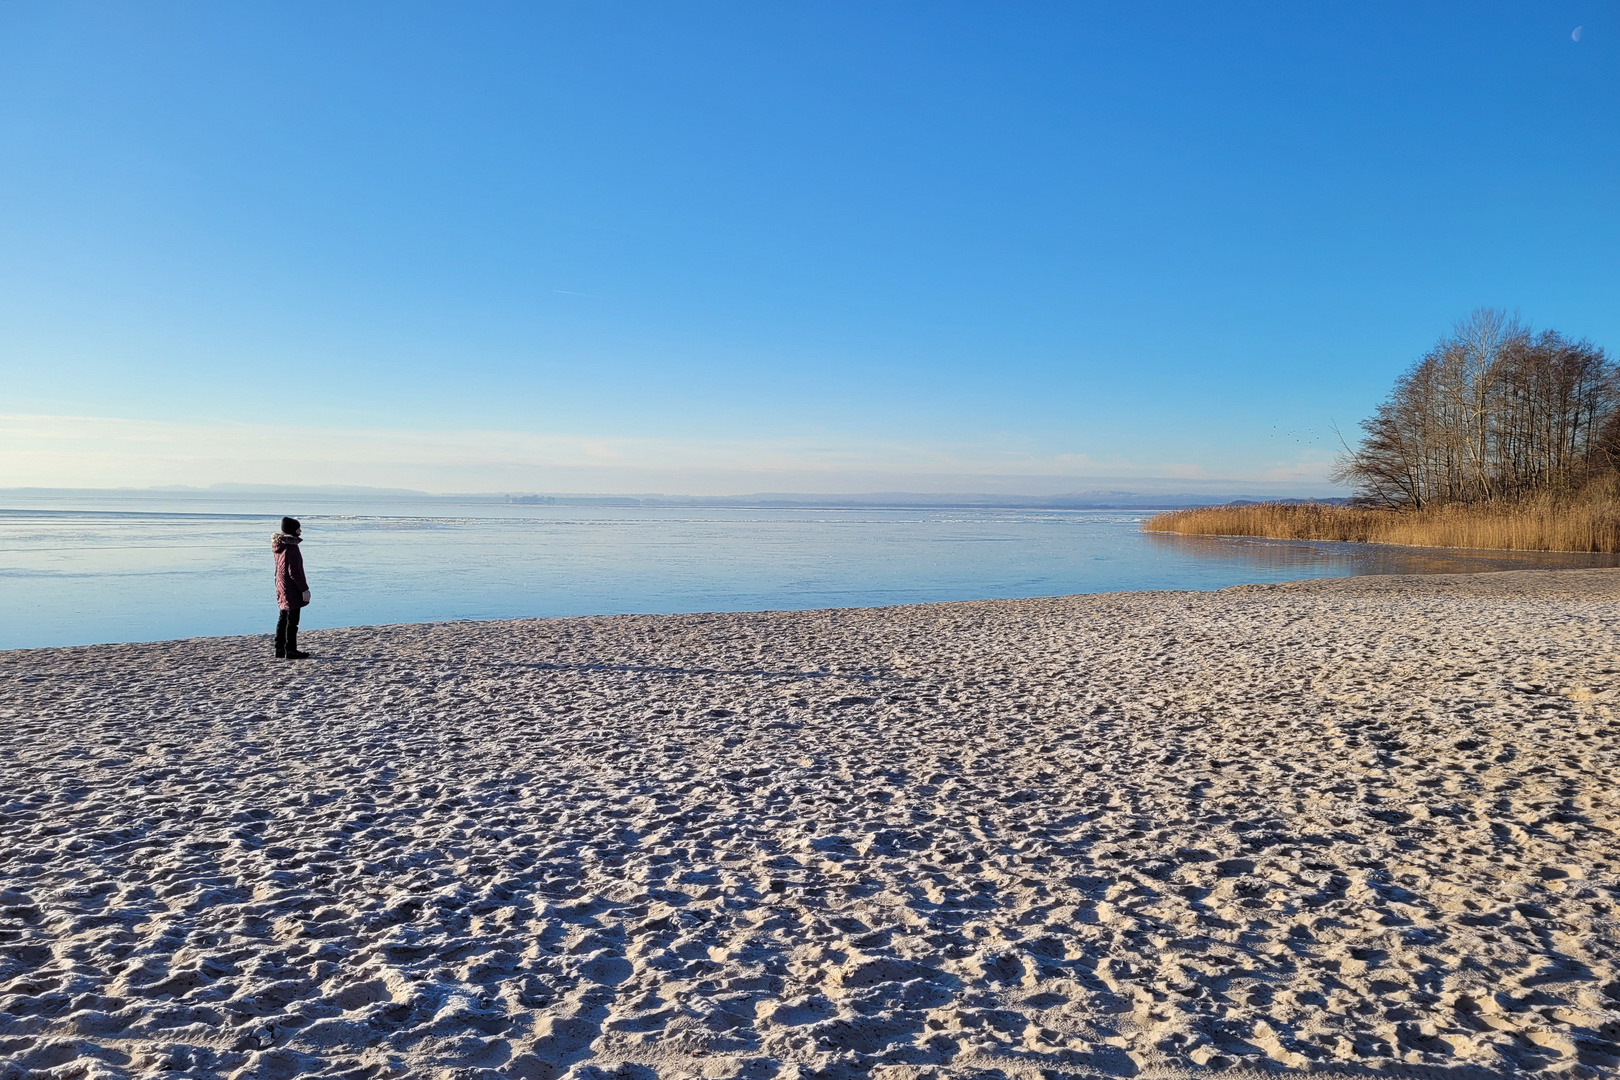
3,570 -> 1618,1079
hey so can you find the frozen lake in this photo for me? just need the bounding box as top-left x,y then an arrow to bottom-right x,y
3,492 -> 1615,650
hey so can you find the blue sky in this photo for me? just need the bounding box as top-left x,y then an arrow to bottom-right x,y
2,3 -> 1615,494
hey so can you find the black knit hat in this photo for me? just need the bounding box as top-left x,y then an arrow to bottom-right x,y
281,516 -> 301,535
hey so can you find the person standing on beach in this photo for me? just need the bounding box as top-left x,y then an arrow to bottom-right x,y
272,516 -> 312,660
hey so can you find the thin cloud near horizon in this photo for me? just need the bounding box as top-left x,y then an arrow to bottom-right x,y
0,413 -> 1343,497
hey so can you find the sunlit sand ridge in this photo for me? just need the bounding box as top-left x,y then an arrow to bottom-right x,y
2,570 -> 1618,1079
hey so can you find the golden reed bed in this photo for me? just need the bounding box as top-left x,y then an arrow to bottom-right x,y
1143,493 -> 1620,553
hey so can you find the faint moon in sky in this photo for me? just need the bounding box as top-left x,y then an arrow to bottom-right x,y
1572,25 -> 1583,42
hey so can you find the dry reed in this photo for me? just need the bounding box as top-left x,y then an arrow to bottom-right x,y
1143,482 -> 1620,554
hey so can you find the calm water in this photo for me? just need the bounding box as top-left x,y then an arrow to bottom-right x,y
3,494 -> 1616,650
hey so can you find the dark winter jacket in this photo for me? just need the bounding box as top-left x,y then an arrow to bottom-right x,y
272,533 -> 310,611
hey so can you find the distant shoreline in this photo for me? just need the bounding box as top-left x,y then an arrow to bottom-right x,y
0,485 -> 1346,512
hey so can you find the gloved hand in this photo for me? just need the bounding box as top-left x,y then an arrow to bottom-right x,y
302,590 -> 311,604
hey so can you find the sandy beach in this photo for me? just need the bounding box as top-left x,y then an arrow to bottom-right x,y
3,570 -> 1618,1079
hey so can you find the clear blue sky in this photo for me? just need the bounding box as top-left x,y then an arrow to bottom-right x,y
2,3 -> 1615,494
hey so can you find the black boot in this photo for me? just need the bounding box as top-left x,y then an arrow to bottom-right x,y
286,616 -> 307,659
278,608 -> 308,659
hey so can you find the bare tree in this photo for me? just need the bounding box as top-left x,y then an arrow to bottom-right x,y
1336,312 -> 1617,507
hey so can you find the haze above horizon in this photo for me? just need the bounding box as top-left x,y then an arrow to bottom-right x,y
3,3 -> 1615,496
